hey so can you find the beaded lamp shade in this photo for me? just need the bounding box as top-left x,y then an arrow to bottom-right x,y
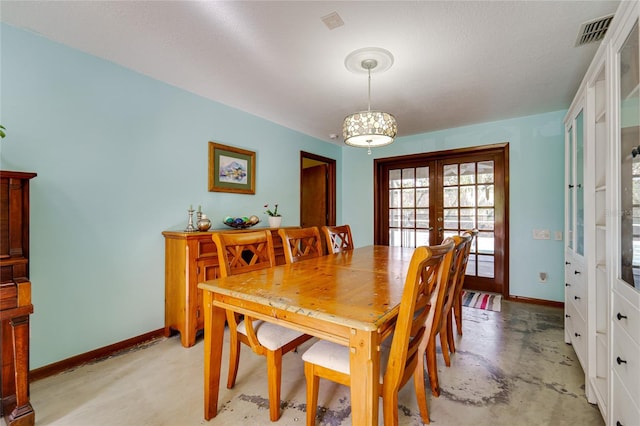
343,110 -> 397,148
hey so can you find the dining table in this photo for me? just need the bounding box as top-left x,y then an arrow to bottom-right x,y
198,244 -> 416,425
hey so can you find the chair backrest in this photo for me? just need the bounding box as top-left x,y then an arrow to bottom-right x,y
383,240 -> 455,395
441,233 -> 473,321
451,229 -> 478,299
278,227 -> 324,263
213,230 -> 276,278
322,224 -> 354,254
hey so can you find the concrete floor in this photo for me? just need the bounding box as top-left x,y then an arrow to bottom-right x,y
30,300 -> 604,425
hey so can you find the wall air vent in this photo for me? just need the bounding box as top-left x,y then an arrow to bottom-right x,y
575,14 -> 614,46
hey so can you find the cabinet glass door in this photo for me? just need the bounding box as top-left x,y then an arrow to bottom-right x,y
576,110 -> 585,256
619,20 -> 639,289
567,109 -> 585,256
568,124 -> 574,250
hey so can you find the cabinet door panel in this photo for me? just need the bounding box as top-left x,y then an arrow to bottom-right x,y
612,371 -> 640,426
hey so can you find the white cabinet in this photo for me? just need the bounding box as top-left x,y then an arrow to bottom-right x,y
565,41 -> 597,408
565,1 -> 640,424
565,74 -> 589,395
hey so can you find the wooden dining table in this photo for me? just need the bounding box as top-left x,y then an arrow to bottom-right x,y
198,245 -> 416,425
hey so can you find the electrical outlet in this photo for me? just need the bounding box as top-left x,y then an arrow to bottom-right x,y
555,231 -> 563,241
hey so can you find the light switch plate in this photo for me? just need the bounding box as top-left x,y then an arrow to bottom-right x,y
532,229 -> 551,240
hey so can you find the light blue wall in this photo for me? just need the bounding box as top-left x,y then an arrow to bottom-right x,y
343,111 -> 566,303
0,24 -> 341,369
2,23 -> 566,370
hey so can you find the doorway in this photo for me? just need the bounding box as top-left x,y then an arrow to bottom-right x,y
374,143 -> 509,296
300,151 -> 336,229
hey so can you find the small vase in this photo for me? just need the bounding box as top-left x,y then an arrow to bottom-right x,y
268,216 -> 282,228
197,214 -> 212,231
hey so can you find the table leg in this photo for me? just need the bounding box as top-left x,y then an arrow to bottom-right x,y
349,329 -> 379,426
203,291 -> 226,420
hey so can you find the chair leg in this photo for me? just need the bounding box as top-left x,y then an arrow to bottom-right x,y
304,362 -> 319,426
227,331 -> 241,389
447,310 -> 456,354
426,337 -> 440,397
454,295 -> 463,336
266,349 -> 283,422
439,325 -> 451,367
382,386 -> 399,426
413,359 -> 430,424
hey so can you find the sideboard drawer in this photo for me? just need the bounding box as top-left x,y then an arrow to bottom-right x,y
197,237 -> 218,259
613,291 -> 640,347
566,299 -> 587,368
612,320 -> 640,402
566,276 -> 587,321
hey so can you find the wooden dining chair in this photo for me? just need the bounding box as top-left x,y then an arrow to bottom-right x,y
278,227 -> 324,263
421,235 -> 464,398
437,232 -> 473,367
321,224 -> 354,254
449,229 -> 479,345
301,240 -> 455,425
212,230 -> 313,422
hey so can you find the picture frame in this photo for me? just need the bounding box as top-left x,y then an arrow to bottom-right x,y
208,142 -> 256,194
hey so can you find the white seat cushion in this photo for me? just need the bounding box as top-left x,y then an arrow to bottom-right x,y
237,320 -> 307,351
301,339 -> 390,381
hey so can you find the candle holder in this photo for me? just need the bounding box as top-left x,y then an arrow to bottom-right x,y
185,207 -> 196,232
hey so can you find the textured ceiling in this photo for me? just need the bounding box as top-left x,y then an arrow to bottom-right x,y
0,0 -> 622,145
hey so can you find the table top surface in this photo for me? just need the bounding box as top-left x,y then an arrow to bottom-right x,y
198,245 -> 415,331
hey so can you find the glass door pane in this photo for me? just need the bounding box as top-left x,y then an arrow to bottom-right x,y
619,21 -> 639,288
388,166 -> 432,247
442,160 -> 495,279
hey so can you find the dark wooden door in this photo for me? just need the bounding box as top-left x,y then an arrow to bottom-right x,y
374,144 -> 509,296
301,164 -> 328,229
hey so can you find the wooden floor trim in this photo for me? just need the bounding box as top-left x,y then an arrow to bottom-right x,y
30,328 -> 166,383
506,295 -> 564,309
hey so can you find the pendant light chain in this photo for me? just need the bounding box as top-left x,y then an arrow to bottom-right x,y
367,64 -> 373,154
367,67 -> 372,112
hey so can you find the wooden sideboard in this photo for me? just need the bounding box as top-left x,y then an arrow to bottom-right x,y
0,171 -> 36,426
162,227 -> 293,348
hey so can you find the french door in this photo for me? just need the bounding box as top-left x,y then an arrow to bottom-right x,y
374,144 -> 508,295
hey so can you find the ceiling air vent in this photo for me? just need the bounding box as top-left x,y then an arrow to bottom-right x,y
575,14 -> 614,46
321,12 -> 344,30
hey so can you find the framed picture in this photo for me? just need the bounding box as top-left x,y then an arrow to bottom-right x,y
208,142 -> 256,194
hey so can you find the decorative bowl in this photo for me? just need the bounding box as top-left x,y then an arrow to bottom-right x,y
223,215 -> 260,229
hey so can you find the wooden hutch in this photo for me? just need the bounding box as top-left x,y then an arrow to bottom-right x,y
0,171 -> 36,426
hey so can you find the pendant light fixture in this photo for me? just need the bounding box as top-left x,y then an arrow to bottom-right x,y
343,47 -> 397,154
